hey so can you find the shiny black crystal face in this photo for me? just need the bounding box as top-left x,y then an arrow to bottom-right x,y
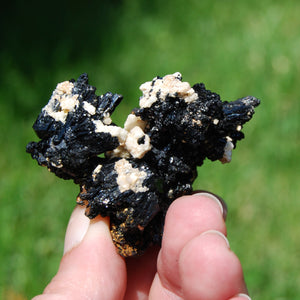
27,73 -> 260,256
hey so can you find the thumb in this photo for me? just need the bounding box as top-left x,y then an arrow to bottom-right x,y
33,205 -> 127,300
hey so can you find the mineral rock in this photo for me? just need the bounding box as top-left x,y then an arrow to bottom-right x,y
27,72 -> 260,256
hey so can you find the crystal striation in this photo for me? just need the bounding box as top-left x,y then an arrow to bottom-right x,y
27,72 -> 260,256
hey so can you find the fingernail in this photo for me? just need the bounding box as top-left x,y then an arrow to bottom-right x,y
200,229 -> 230,248
236,293 -> 252,300
193,191 -> 228,220
85,214 -> 111,240
64,205 -> 90,254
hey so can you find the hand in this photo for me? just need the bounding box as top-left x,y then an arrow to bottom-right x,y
33,193 -> 251,300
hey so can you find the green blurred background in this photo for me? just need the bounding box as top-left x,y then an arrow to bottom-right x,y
0,0 -> 299,299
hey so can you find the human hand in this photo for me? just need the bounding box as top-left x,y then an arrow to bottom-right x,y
33,192 -> 251,300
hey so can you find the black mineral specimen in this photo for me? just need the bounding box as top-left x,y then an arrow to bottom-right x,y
27,72 -> 260,256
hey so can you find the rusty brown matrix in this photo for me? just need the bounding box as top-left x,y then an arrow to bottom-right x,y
27,72 -> 260,256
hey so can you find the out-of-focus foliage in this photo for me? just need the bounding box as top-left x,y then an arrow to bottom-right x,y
0,0 -> 299,298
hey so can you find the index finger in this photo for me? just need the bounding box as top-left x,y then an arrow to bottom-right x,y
157,193 -> 227,294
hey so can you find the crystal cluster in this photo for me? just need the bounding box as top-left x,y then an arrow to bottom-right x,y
27,73 -> 260,256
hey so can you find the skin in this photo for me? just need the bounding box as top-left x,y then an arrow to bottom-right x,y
32,193 -> 251,300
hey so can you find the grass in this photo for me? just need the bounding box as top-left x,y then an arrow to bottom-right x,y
1,0 -> 299,298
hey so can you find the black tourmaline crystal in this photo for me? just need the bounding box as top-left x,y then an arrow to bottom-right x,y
27,72 -> 260,256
